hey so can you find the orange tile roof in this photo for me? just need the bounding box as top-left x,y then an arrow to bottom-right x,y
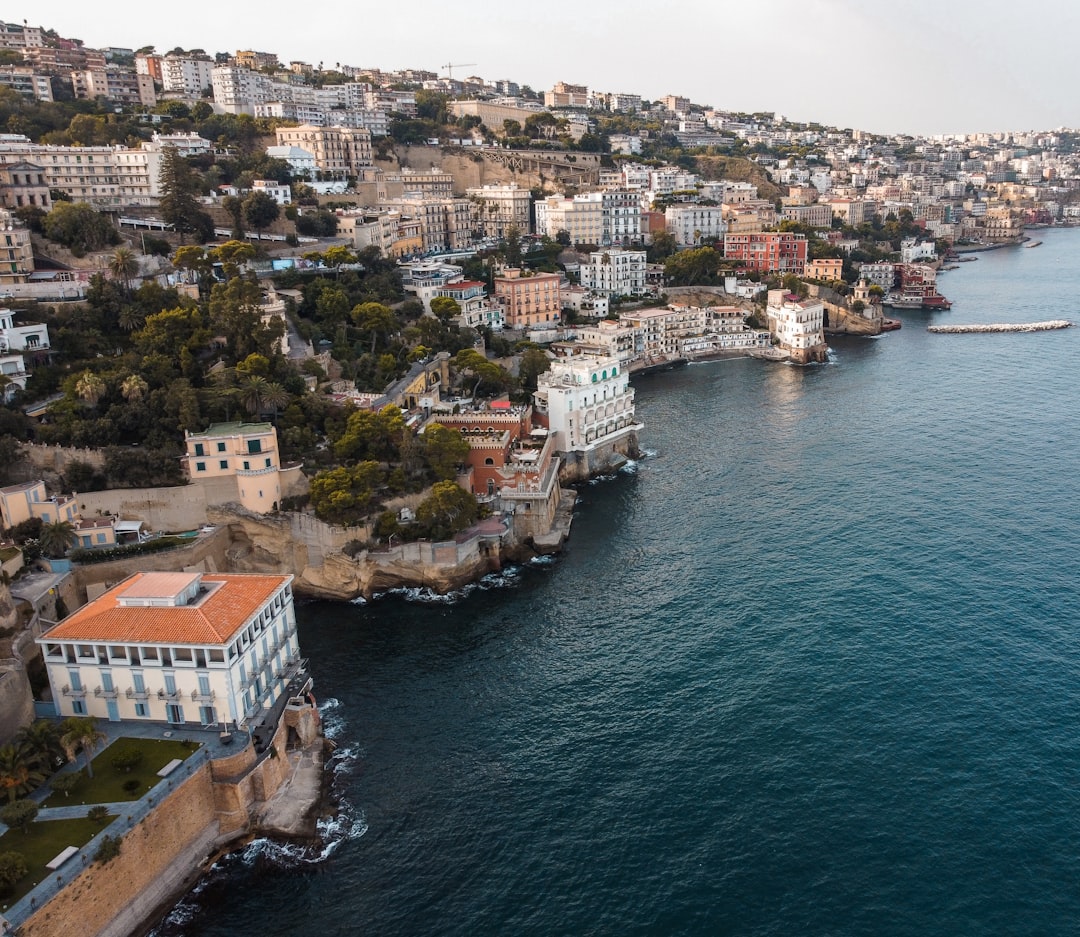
44,573 -> 291,646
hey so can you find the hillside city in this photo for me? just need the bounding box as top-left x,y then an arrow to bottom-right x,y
0,15 -> 1076,931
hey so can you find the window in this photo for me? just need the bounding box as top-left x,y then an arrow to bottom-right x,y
195,461 -> 206,472
217,442 -> 226,452
243,461 -> 250,470
135,702 -> 149,717
220,460 -> 229,470
194,443 -> 205,456
72,700 -> 86,715
265,458 -> 272,468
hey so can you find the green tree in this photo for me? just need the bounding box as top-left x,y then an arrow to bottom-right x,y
503,225 -> 523,266
309,461 -> 386,526
39,519 -> 76,558
43,202 -> 120,256
333,406 -> 406,463
518,347 -> 552,393
422,423 -> 470,481
452,349 -> 512,399
15,720 -> 64,771
159,146 -> 211,243
430,296 -> 461,323
664,246 -> 722,286
0,745 -> 46,803
74,370 -> 106,405
108,245 -> 138,293
0,799 -> 38,833
121,374 -> 149,403
60,717 -> 107,779
351,301 -> 397,354
221,194 -> 245,239
242,191 -> 280,241
110,748 -> 144,773
50,771 -> 83,798
208,240 -> 256,279
0,851 -> 27,893
416,481 -> 479,540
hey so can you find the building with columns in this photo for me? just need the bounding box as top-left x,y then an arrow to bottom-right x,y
38,572 -> 303,730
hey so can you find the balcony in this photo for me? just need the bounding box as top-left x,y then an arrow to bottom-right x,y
190,688 -> 216,703
157,688 -> 182,701
93,685 -> 118,700
61,684 -> 87,699
125,686 -> 150,701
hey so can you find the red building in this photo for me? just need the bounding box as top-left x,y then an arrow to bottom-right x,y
723,232 -> 807,275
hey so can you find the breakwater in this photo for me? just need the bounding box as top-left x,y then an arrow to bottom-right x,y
927,319 -> 1071,334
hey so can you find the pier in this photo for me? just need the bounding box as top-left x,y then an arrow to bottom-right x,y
927,320 -> 1072,334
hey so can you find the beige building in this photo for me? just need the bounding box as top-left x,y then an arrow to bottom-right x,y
274,125 -> 373,179
71,65 -> 156,107
806,258 -> 844,281
183,423 -> 288,514
0,479 -> 77,530
466,183 -> 532,238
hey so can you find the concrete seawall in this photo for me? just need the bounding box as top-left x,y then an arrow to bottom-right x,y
927,320 -> 1072,334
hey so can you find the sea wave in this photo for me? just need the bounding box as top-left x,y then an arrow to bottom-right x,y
372,566 -> 526,604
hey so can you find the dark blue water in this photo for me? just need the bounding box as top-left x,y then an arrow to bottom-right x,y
157,232 -> 1080,936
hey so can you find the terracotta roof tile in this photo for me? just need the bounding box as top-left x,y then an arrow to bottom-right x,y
44,572 -> 292,646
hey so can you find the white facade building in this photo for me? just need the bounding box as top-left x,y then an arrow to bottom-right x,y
766,290 -> 828,363
579,249 -> 648,296
533,353 -> 642,476
39,572 -> 303,730
162,54 -> 215,96
664,204 -> 728,246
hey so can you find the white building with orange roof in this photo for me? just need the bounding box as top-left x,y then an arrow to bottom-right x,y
38,571 -> 301,730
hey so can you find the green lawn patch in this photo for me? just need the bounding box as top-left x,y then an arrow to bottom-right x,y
0,815 -> 117,909
42,738 -> 201,808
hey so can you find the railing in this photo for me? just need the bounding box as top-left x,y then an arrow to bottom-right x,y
190,688 -> 216,702
236,465 -> 278,477
125,686 -> 150,700
61,684 -> 86,699
157,688 -> 182,701
93,686 -> 118,700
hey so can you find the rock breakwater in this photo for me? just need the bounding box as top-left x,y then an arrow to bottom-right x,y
927,320 -> 1072,334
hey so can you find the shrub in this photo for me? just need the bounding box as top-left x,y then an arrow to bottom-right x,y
87,805 -> 109,824
110,748 -> 144,773
51,771 -> 83,798
0,799 -> 38,833
0,851 -> 27,894
94,834 -> 121,863
122,779 -> 141,796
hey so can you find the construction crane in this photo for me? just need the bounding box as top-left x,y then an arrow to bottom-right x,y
442,62 -> 477,80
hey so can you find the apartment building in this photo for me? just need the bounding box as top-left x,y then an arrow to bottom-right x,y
38,571 -> 302,729
0,66 -> 53,102
71,65 -> 156,107
0,479 -> 76,530
579,249 -> 648,297
466,183 -> 532,239
0,221 -> 35,285
494,268 -> 562,329
274,125 -> 373,178
163,53 -> 214,96
535,191 -> 641,247
724,232 -> 808,275
664,204 -> 727,246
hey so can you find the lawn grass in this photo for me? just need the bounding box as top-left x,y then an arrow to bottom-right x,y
42,738 -> 201,808
0,815 -> 116,909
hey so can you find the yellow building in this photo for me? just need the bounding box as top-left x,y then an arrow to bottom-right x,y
183,423 -> 285,514
0,479 -> 77,529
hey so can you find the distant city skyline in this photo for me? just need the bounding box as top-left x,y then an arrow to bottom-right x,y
29,0 -> 1080,136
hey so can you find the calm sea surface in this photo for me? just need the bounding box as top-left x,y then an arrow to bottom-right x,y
156,231 -> 1080,936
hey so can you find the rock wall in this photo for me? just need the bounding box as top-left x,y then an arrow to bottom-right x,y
0,581 -> 31,744
558,432 -> 641,483
19,763 -> 220,937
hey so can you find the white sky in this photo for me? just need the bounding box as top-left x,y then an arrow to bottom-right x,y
28,0 -> 1080,136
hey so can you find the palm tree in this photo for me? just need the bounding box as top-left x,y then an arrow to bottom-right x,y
39,519 -> 76,558
60,717 -> 107,779
0,743 -> 47,803
118,306 -> 146,332
120,374 -> 148,403
74,370 -> 106,406
15,720 -> 64,772
261,382 -> 290,422
109,245 -> 138,293
239,374 -> 270,416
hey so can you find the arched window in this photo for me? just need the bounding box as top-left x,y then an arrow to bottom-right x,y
591,373 -> 598,383
602,370 -> 608,380
484,457 -> 494,466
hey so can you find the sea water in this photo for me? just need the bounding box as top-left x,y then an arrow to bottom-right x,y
154,230 -> 1080,936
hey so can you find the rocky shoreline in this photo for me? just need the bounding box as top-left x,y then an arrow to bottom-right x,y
927,320 -> 1072,334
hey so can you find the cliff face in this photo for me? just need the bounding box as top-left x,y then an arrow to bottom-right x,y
207,506 -> 505,600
